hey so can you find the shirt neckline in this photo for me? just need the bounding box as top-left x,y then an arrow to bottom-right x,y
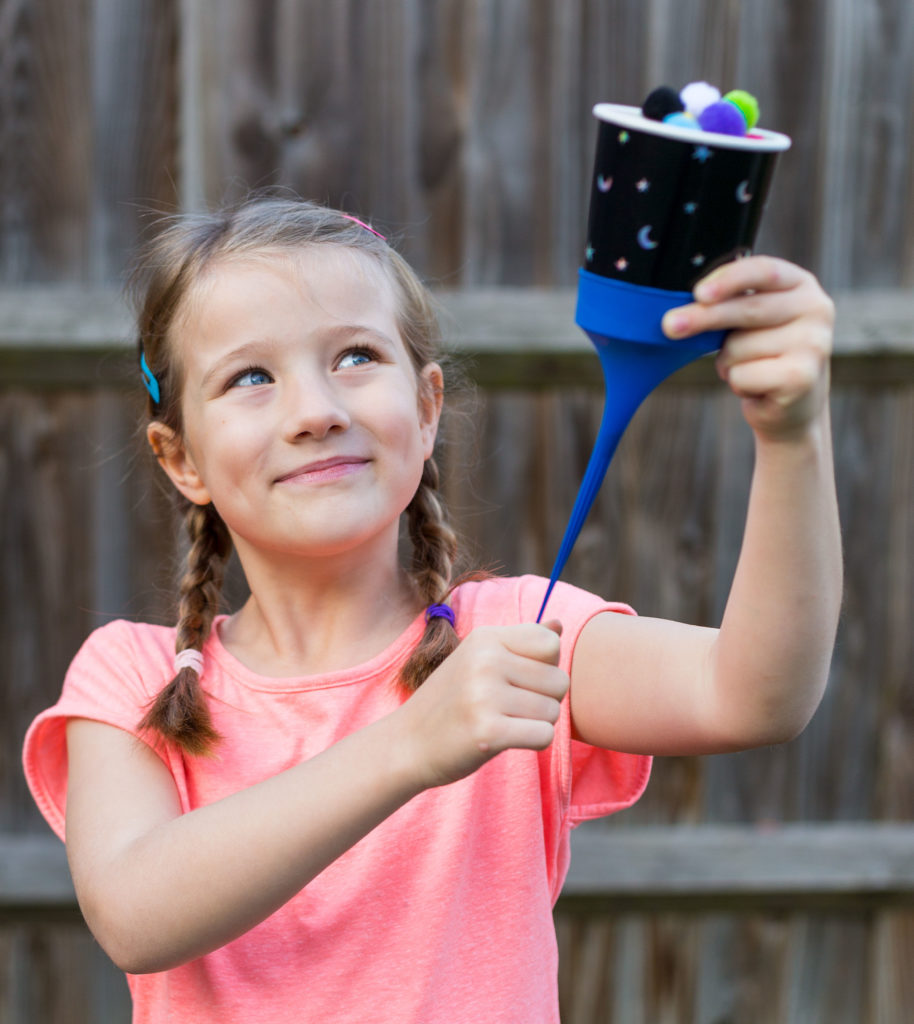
205,610 -> 429,692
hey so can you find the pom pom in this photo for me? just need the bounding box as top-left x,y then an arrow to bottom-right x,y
680,81 -> 721,117
642,85 -> 685,121
698,99 -> 747,136
663,111 -> 698,129
724,89 -> 760,130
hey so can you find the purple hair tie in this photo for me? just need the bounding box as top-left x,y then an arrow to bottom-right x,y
341,213 -> 386,241
425,603 -> 456,628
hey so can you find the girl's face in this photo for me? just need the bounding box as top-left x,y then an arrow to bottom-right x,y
149,248 -> 442,565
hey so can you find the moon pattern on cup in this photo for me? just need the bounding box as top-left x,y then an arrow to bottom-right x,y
583,104 -> 789,291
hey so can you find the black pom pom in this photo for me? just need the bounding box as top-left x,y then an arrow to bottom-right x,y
642,86 -> 685,121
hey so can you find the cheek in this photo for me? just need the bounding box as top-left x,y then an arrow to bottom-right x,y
186,414 -> 260,484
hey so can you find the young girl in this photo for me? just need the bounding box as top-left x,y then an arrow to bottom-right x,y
24,196 -> 841,1023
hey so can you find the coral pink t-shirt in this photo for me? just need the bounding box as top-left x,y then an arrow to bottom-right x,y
23,575 -> 650,1024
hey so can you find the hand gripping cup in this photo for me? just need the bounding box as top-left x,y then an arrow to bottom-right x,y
537,100 -> 791,620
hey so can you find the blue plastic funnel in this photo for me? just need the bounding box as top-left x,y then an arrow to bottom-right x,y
536,270 -> 725,621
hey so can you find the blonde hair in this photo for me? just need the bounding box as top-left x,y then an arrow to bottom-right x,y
132,196 -> 460,755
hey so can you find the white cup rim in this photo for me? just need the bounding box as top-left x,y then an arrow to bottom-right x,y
593,102 -> 792,153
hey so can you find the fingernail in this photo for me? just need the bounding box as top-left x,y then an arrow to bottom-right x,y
695,266 -> 726,301
663,312 -> 688,336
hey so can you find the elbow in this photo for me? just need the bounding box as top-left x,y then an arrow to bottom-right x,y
107,946 -> 160,977
107,940 -> 176,978
100,931 -> 188,977
750,714 -> 812,749
707,643 -> 832,751
78,894 -> 187,975
85,921 -> 165,976
725,689 -> 824,751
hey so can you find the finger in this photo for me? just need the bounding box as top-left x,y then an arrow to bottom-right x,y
541,618 -> 564,638
499,623 -> 563,666
500,684 -> 563,725
498,717 -> 557,752
716,322 -> 832,376
693,255 -> 808,303
725,351 -> 824,404
505,658 -> 570,701
663,282 -> 815,340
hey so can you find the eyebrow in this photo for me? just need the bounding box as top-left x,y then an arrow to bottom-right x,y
198,325 -> 398,390
323,323 -> 398,348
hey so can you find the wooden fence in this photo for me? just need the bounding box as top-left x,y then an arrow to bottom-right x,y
2,0 -> 914,1020
2,286 -> 913,1022
3,0 -> 914,293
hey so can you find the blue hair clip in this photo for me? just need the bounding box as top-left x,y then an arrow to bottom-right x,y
140,350 -> 161,404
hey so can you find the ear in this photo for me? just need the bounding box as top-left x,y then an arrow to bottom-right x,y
146,422 -> 212,506
418,362 -> 444,458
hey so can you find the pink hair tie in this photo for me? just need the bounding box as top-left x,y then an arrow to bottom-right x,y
174,649 -> 204,675
341,213 -> 386,240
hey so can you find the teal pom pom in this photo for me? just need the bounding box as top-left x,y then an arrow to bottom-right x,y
663,111 -> 698,129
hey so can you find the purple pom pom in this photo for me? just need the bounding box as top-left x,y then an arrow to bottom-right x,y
697,100 -> 747,136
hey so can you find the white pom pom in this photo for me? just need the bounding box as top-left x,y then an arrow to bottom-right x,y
680,81 -> 722,117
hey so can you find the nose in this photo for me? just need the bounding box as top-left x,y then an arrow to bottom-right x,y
280,373 -> 351,442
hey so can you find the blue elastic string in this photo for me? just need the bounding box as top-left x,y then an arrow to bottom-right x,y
140,351 -> 161,404
536,271 -> 725,622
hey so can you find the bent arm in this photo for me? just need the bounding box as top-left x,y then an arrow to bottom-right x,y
570,257 -> 842,755
66,714 -> 422,974
65,622 -> 567,973
710,410 -> 841,743
571,417 -> 841,754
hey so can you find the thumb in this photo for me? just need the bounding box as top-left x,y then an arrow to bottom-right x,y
541,619 -> 563,637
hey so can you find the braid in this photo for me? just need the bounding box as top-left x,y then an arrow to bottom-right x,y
139,503 -> 233,755
400,457 -> 460,691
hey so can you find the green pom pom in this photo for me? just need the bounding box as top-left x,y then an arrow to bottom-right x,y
724,90 -> 759,130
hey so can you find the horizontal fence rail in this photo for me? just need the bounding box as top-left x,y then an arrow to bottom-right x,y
5,825 -> 914,919
1,287 -> 913,388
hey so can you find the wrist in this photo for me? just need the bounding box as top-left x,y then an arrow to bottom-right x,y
751,403 -> 833,455
375,702 -> 434,800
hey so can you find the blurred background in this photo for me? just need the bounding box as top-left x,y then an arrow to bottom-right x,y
1,1 -> 912,1021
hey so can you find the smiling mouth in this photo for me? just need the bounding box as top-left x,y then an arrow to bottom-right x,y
275,456 -> 369,484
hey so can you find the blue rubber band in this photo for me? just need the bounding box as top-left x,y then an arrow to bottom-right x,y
140,350 -> 161,404
425,603 -> 456,628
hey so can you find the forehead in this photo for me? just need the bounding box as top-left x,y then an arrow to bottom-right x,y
175,246 -> 401,351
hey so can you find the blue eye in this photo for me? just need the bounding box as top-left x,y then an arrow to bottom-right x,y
232,367 -> 273,387
338,347 -> 378,369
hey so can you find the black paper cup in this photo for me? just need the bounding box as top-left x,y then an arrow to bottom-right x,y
583,103 -> 791,291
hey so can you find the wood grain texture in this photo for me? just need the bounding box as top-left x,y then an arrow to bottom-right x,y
172,0 -> 914,290
1,3 -> 913,1019
0,0 -> 178,284
0,923 -> 131,1023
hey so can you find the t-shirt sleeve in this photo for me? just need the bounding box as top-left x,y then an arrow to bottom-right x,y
22,620 -> 170,841
512,576 -> 652,899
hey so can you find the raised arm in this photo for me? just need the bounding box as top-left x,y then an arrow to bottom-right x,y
570,256 -> 842,755
65,622 -> 567,973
